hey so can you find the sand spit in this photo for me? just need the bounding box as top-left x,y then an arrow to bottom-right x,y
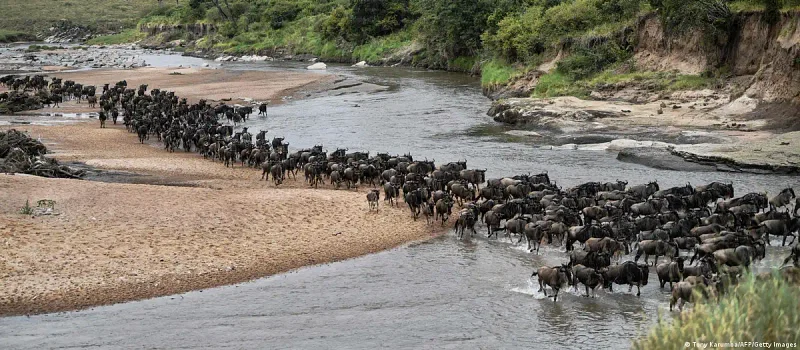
0,86 -> 439,317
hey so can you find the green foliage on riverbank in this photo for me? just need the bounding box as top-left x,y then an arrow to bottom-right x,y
634,274 -> 800,350
0,30 -> 35,43
125,0 -> 800,92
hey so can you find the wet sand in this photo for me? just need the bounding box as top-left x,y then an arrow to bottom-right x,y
0,84 -> 440,316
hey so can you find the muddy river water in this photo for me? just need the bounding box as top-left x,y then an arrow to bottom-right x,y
1,51 -> 798,349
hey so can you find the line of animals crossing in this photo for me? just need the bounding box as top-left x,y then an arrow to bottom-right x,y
6,74 -> 798,312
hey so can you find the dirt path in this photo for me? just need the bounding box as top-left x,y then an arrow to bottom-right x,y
0,71 -> 442,316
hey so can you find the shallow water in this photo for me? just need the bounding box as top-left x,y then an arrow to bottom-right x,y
1,56 -> 798,349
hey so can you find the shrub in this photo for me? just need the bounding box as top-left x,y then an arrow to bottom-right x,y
556,41 -> 630,80
634,274 -> 800,350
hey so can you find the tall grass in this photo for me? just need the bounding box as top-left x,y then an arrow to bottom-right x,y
531,71 -> 588,98
480,59 -> 518,87
634,274 -> 800,350
0,30 -> 35,43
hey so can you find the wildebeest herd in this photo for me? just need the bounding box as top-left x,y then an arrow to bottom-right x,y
4,74 -> 799,312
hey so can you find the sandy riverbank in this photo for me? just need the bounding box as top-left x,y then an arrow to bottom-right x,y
0,75 -> 439,316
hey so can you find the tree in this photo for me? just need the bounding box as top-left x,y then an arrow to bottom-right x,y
349,0 -> 411,43
413,0 -> 495,61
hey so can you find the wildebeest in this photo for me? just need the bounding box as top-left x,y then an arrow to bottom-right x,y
455,209 -> 477,239
769,188 -> 795,211
572,265 -> 604,297
568,250 -> 611,270
383,182 -> 397,207
421,201 -> 435,224
714,245 -> 763,268
584,237 -> 628,256
759,217 -> 800,246
656,257 -> 685,289
269,163 -> 284,186
531,264 -> 572,302
434,197 -> 453,224
670,280 -> 713,311
627,181 -> 659,199
367,189 -> 380,212
602,261 -> 650,296
634,240 -> 678,266
406,189 -> 423,220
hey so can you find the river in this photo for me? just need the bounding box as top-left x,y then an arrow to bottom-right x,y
1,52 -> 797,349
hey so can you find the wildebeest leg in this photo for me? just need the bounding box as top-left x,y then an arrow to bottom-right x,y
553,287 -> 559,302
636,282 -> 642,296
585,285 -> 590,297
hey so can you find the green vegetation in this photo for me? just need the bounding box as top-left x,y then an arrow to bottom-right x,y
0,30 -> 35,43
634,274 -> 800,350
5,0 -> 791,93
0,0 -> 173,36
86,29 -> 147,46
480,59 -> 518,87
19,200 -> 33,215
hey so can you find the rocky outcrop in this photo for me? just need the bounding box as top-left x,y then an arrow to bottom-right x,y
488,98 -> 622,127
617,148 -> 716,172
43,21 -> 93,43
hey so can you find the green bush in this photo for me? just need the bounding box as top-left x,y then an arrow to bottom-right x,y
634,274 -> 800,350
556,41 -> 630,79
349,0 -> 412,43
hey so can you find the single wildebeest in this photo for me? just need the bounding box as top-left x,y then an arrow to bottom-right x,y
769,188 -> 796,211
634,240 -> 678,266
455,209 -> 477,239
270,163 -> 284,186
713,245 -> 763,268
484,210 -> 504,239
572,265 -> 604,297
367,189 -> 380,212
421,201 -> 435,225
531,264 -> 573,302
584,237 -> 628,256
582,206 -> 608,226
670,280 -> 713,311
569,250 -> 611,270
656,257 -> 685,289
627,181 -> 659,199
682,257 -> 718,278
406,189 -> 422,220
602,261 -> 650,296
674,236 -> 699,251
520,221 -> 545,253
383,182 -> 397,207
434,197 -> 453,225
759,218 -> 800,246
